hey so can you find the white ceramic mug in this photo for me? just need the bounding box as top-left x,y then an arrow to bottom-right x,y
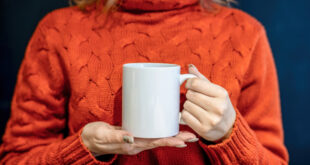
122,63 -> 196,138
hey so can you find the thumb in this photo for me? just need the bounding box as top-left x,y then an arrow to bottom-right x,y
116,130 -> 135,144
104,127 -> 134,144
188,64 -> 209,82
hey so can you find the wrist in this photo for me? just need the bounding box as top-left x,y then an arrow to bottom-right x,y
215,126 -> 233,143
200,126 -> 233,145
213,109 -> 236,143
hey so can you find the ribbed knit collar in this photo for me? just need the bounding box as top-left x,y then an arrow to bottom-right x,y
119,0 -> 199,11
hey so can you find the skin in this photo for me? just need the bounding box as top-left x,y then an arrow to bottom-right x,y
81,64 -> 236,156
182,64 -> 236,142
82,122 -> 197,156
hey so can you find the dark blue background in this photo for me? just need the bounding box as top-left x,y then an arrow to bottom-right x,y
0,0 -> 309,164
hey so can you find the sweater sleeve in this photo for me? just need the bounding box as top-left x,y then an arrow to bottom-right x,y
198,27 -> 289,164
0,13 -> 117,165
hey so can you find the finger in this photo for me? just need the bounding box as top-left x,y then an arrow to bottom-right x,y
179,112 -> 187,125
134,137 -> 185,149
181,110 -> 201,130
188,64 -> 209,81
183,100 -> 209,122
185,77 -> 227,98
174,131 -> 197,141
185,90 -> 218,112
95,129 -> 134,144
183,106 -> 219,128
134,132 -> 196,149
151,137 -> 186,148
181,110 -> 217,137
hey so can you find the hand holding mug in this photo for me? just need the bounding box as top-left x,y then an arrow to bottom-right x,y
122,63 -> 197,138
81,121 -> 197,156
181,64 -> 236,142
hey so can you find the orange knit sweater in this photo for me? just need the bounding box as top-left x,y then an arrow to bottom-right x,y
0,0 -> 289,164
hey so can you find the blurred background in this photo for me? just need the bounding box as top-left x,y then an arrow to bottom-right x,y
0,0 -> 309,164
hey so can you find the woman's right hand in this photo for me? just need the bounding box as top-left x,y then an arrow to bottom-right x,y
81,121 -> 198,156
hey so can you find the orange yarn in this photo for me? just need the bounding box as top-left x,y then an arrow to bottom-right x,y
0,0 -> 288,164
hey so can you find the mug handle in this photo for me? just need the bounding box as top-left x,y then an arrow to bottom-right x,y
179,74 -> 197,125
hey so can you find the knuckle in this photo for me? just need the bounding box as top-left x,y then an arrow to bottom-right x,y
211,117 -> 221,126
191,78 -> 200,89
94,127 -> 105,139
216,103 -> 227,115
218,108 -> 224,115
186,90 -> 196,100
217,107 -> 225,115
185,90 -> 191,99
183,101 -> 191,110
210,119 -> 218,127
181,110 -> 188,120
220,89 -> 229,98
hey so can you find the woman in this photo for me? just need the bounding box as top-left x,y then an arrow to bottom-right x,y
0,0 -> 288,164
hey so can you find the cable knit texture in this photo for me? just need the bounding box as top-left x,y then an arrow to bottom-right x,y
0,0 -> 288,164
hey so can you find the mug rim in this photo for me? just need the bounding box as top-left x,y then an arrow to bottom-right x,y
123,63 -> 180,69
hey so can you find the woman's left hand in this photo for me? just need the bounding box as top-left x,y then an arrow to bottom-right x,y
181,64 -> 236,142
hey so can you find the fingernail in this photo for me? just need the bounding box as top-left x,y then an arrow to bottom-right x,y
175,144 -> 187,148
123,135 -> 134,144
187,138 -> 199,143
188,64 -> 198,71
192,65 -> 198,71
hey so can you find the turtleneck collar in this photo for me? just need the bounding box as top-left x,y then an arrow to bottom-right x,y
119,0 -> 199,11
